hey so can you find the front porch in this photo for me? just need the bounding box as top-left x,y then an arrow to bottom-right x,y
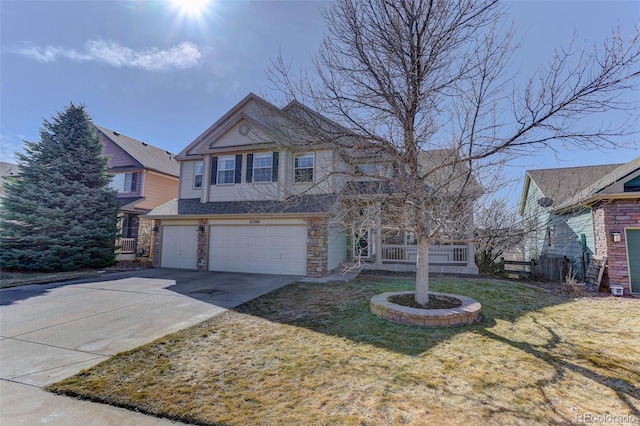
114,212 -> 154,261
355,229 -> 479,275
115,237 -> 136,261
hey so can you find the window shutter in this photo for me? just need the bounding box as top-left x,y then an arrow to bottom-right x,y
235,154 -> 242,184
211,157 -> 218,185
130,172 -> 137,192
246,154 -> 253,183
272,152 -> 279,182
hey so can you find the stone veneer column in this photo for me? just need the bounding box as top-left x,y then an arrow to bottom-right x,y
137,217 -> 152,258
307,218 -> 328,278
151,219 -> 161,267
197,218 -> 208,271
593,199 -> 640,294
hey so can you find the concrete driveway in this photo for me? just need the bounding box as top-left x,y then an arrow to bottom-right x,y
0,269 -> 300,425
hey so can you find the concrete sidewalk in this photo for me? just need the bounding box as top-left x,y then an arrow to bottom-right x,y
0,269 -> 300,425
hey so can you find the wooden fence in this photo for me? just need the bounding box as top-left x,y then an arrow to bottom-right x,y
499,254 -> 571,281
531,254 -> 571,282
499,257 -> 535,279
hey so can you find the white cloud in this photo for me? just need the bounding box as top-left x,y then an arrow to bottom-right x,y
0,133 -> 26,164
11,40 -> 203,72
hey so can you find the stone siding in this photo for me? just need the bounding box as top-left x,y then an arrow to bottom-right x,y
593,199 -> 640,294
151,219 -> 161,267
197,219 -> 208,271
307,218 -> 328,278
136,217 -> 152,257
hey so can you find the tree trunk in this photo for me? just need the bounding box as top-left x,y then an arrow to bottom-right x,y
415,239 -> 430,305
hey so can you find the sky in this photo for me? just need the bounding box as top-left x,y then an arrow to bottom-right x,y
1,0 -> 639,205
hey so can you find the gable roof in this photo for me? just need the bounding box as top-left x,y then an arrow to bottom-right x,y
557,156 -> 640,210
0,162 -> 20,179
176,93 -> 289,160
96,126 -> 180,177
520,158 -> 640,213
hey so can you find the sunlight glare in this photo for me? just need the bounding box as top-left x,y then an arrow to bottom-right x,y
171,0 -> 210,18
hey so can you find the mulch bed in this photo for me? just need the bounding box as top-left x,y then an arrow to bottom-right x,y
388,293 -> 463,309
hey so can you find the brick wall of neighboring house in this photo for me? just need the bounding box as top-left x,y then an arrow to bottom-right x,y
137,217 -> 152,257
152,219 -> 162,267
307,217 -> 328,278
593,199 -> 640,294
197,218 -> 208,271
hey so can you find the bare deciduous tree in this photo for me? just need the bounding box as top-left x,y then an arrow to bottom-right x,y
267,0 -> 639,304
475,198 -> 524,273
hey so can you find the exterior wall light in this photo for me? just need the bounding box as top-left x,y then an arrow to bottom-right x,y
198,225 -> 206,235
152,225 -> 159,234
611,232 -> 621,243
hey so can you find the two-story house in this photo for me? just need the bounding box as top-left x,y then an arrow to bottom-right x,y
96,126 -> 180,261
146,93 -> 478,277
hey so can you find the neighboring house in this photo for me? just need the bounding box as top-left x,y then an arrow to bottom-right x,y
96,126 -> 180,261
520,157 -> 640,294
146,93 -> 478,277
0,161 -> 20,197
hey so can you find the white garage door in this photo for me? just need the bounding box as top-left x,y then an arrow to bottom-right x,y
209,225 -> 307,275
161,225 -> 198,269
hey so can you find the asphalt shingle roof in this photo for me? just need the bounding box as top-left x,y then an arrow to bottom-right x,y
556,156 -> 640,209
0,162 -> 20,178
527,164 -> 622,207
96,125 -> 180,177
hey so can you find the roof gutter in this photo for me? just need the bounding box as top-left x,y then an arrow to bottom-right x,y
555,192 -> 639,214
143,211 -> 332,220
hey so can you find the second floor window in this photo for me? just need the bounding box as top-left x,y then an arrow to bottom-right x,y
211,154 -> 242,185
110,172 -> 137,193
217,155 -> 236,184
194,161 -> 203,188
246,152 -> 279,183
253,152 -> 273,182
294,153 -> 314,183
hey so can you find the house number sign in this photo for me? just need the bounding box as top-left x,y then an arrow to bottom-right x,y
249,219 -> 261,224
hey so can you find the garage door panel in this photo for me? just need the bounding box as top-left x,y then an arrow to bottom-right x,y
209,225 -> 307,275
161,226 -> 198,270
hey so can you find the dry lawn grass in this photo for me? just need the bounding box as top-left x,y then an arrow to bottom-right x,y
48,278 -> 640,425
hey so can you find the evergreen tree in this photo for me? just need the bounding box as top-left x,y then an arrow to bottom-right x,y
1,104 -> 119,271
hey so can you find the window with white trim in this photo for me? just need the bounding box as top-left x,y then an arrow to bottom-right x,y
294,153 -> 314,183
194,161 -> 203,188
253,152 -> 273,182
110,172 -> 137,193
217,155 -> 236,184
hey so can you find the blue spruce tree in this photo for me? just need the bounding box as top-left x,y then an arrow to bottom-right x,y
1,104 -> 119,271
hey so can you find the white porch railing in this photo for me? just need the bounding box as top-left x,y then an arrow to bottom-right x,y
381,244 -> 467,264
117,238 -> 136,254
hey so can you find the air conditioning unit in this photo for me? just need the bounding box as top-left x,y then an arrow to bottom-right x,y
610,285 -> 624,296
